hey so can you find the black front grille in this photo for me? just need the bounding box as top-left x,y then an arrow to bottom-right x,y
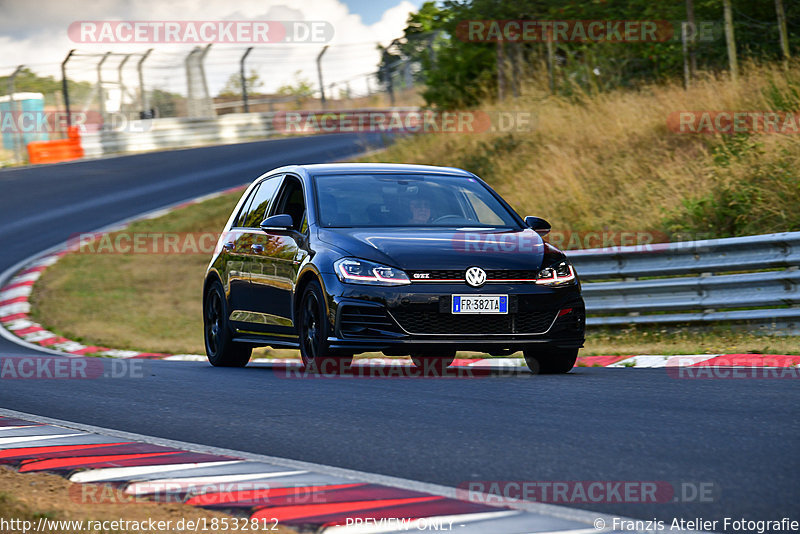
390,309 -> 557,335
339,305 -> 403,338
408,269 -> 539,282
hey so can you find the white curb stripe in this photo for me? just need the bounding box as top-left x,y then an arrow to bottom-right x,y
125,470 -> 309,495
0,285 -> 32,301
322,510 -> 520,533
0,301 -> 30,317
70,460 -> 243,483
609,354 -> 720,368
9,272 -> 42,284
0,434 -> 82,445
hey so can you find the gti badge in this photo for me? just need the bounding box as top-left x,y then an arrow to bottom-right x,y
465,266 -> 487,287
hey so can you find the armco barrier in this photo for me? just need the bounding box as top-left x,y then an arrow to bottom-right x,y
80,108 -> 420,158
566,232 -> 800,330
26,126 -> 84,164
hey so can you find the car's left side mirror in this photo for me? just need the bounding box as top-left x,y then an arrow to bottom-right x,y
260,214 -> 294,231
524,216 -> 551,237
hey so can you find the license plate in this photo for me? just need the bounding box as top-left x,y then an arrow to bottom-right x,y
451,295 -> 508,314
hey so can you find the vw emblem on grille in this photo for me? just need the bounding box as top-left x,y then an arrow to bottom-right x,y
465,266 -> 487,287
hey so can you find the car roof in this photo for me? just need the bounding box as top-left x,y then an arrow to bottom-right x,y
271,163 -> 475,177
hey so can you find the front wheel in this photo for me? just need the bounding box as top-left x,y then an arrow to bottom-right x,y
523,347 -> 578,374
204,280 -> 251,367
298,280 -> 352,373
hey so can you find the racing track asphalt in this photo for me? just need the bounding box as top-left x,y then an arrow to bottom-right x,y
0,135 -> 798,532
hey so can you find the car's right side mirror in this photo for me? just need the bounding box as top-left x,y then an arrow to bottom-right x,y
524,216 -> 551,237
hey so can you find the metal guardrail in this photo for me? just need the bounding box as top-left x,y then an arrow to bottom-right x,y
80,107 -> 419,158
565,232 -> 800,330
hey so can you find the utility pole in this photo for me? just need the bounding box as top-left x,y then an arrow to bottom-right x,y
317,45 -> 329,109
775,0 -> 791,62
240,47 -> 254,112
722,0 -> 738,82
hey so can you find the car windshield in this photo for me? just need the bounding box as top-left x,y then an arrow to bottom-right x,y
314,173 -> 520,228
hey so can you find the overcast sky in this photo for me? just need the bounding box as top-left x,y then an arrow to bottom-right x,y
0,0 -> 422,97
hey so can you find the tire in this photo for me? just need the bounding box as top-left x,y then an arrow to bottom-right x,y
204,280 -> 251,367
298,280 -> 352,374
411,350 -> 456,374
523,347 -> 578,374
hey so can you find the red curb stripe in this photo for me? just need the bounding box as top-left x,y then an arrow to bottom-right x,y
68,346 -> 106,355
0,443 -> 131,460
185,484 -> 363,506
215,484 -> 428,508
19,452 -> 180,472
577,355 -> 631,367
18,266 -> 48,276
2,280 -> 35,291
12,326 -> 44,336
0,296 -> 27,307
250,496 -> 440,522
0,313 -> 28,322
38,336 -> 70,347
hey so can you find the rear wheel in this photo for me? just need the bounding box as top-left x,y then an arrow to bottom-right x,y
411,350 -> 456,374
298,280 -> 352,373
204,280 -> 251,367
523,347 -> 578,374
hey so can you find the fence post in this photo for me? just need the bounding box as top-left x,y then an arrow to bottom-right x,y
317,45 -> 329,109
722,0 -> 738,82
97,52 -> 111,126
8,65 -> 24,164
61,49 -> 75,128
137,48 -> 152,118
240,47 -> 254,113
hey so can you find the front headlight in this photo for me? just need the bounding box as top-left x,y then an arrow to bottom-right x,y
334,258 -> 411,286
536,260 -> 576,286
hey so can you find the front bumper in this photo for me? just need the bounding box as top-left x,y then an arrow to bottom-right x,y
319,273 -> 585,352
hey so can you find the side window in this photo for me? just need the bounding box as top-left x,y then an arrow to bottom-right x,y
243,176 -> 282,228
270,177 -> 306,231
234,184 -> 260,227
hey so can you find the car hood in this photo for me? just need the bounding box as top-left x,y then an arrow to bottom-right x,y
317,227 -> 546,270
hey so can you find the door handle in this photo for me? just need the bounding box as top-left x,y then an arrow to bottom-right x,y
251,244 -> 264,253
223,242 -> 234,251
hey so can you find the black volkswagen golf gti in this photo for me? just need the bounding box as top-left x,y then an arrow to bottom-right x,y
203,163 -> 585,374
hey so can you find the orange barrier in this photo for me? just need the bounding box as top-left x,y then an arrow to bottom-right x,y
27,126 -> 84,164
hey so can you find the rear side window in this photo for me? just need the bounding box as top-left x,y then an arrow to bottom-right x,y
240,176 -> 282,228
